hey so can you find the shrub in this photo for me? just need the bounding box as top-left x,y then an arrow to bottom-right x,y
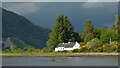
96,47 -> 103,52
117,45 -> 120,52
57,51 -> 61,52
80,42 -> 86,46
62,50 -> 68,52
37,49 -> 41,53
102,44 -> 116,52
78,47 -> 85,52
82,45 -> 88,48
106,46 -> 116,52
87,38 -> 100,49
114,42 -> 119,49
72,48 -> 79,53
102,45 -> 106,48
89,48 -> 96,52
114,43 -> 120,52
45,49 -> 53,53
41,49 -> 45,53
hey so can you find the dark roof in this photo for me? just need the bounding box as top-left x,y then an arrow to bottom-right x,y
56,42 -> 76,48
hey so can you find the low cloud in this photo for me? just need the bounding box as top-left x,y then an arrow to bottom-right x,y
81,2 -> 104,8
81,1 -> 118,10
3,3 -> 40,15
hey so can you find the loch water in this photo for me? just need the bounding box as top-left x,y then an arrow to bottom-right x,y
2,57 -> 118,66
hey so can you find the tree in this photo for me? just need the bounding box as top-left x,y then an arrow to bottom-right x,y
116,16 -> 120,42
115,15 -> 118,27
46,14 -> 74,49
71,32 -> 82,42
82,20 -> 96,43
96,28 -> 102,39
118,16 -> 120,42
115,15 -> 120,42
100,26 -> 118,43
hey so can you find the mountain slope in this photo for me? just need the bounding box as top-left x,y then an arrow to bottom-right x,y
2,8 -> 50,48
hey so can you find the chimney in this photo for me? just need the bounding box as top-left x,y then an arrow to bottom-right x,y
68,39 -> 71,43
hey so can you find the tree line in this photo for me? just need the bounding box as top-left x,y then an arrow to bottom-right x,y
46,14 -> 120,50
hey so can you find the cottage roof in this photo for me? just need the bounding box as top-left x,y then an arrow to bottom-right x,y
56,42 -> 76,48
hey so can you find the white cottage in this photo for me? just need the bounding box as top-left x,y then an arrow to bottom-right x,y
55,41 -> 80,51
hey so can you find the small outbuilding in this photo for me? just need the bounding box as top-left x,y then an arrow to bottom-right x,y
55,41 -> 80,51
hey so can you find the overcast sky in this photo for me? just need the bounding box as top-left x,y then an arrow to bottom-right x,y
2,2 -> 118,32
2,0 -> 120,2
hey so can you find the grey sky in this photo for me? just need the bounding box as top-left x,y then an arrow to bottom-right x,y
2,0 -> 120,2
2,2 -> 118,33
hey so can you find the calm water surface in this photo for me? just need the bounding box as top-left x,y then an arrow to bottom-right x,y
2,57 -> 118,66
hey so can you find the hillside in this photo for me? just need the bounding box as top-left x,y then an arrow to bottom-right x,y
2,8 -> 50,48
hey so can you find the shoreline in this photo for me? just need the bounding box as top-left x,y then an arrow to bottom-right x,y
2,53 -> 119,57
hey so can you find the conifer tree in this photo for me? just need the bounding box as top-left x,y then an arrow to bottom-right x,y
46,14 -> 74,49
83,20 -> 96,43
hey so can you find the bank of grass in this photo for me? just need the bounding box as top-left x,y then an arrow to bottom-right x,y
2,52 -> 73,56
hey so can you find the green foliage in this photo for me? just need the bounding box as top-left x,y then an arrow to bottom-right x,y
45,49 -> 53,53
115,15 -> 119,28
87,38 -> 101,49
113,15 -> 120,42
3,46 -> 24,53
84,33 -> 95,43
41,49 -> 45,53
117,16 -> 120,42
106,46 -> 116,53
47,14 -> 75,49
104,44 -> 116,52
80,42 -> 86,46
72,48 -> 79,53
78,47 -> 85,52
100,26 -> 118,43
3,46 -> 45,54
62,50 -> 68,52
79,33 -> 84,42
71,32 -> 82,42
96,47 -> 103,52
83,20 -> 96,43
96,28 -> 102,39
